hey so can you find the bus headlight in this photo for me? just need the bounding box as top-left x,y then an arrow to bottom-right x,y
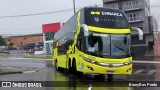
82,56 -> 96,63
123,61 -> 132,65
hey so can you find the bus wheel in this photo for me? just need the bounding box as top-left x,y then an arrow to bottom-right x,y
68,59 -> 72,73
107,74 -> 113,82
55,60 -> 59,71
72,60 -> 76,74
72,60 -> 83,76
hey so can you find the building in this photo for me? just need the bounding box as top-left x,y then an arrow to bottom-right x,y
42,22 -> 62,54
103,0 -> 158,56
4,33 -> 43,48
4,22 -> 61,55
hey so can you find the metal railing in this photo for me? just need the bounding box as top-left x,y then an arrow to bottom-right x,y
105,0 -> 118,3
123,5 -> 143,11
128,17 -> 144,22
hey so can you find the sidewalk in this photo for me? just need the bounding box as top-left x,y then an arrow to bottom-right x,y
0,66 -> 21,75
0,50 -> 10,54
23,53 -> 52,59
0,50 -> 51,75
0,50 -> 52,59
0,66 -> 38,75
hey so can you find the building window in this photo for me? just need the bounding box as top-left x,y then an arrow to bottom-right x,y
130,24 -> 143,30
107,3 -> 118,9
138,24 -> 143,30
127,13 -> 140,22
125,0 -> 139,10
126,0 -> 139,6
133,24 -> 143,30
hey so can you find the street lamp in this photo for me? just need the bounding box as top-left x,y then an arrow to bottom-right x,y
73,0 -> 76,14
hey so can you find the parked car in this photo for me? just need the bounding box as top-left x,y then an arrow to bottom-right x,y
24,42 -> 44,53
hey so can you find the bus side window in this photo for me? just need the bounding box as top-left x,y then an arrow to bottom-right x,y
77,37 -> 85,52
77,37 -> 81,49
77,29 -> 85,52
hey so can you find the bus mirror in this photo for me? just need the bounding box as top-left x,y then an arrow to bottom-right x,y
131,27 -> 143,40
81,24 -> 89,36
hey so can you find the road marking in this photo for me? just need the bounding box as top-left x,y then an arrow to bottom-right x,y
88,84 -> 92,90
23,71 -> 36,74
3,58 -> 52,60
146,70 -> 156,75
133,61 -> 160,64
133,69 -> 143,74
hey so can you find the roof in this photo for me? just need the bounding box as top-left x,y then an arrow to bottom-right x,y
4,33 -> 43,39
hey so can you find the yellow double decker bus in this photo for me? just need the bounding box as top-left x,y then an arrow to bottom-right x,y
53,7 -> 143,79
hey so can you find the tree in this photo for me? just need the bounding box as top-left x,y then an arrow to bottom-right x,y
0,35 -> 5,46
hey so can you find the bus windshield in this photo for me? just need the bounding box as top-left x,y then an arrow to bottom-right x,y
86,32 -> 131,58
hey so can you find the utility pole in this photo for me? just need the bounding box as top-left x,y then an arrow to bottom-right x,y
73,0 -> 76,14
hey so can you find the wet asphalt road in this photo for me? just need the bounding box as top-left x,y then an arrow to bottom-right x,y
0,50 -> 160,90
0,57 -> 160,90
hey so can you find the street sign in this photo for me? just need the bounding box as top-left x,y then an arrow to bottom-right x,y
45,33 -> 54,41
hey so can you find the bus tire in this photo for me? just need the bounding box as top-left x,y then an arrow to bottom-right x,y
55,60 -> 59,71
72,59 -> 83,76
68,58 -> 72,72
72,59 -> 76,74
107,74 -> 113,82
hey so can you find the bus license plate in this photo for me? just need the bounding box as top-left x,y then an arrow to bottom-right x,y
107,71 -> 114,74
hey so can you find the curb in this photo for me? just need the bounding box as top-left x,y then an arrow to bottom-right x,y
0,70 -> 37,75
0,71 -> 22,75
0,51 -> 10,54
23,70 -> 36,73
4,58 -> 52,60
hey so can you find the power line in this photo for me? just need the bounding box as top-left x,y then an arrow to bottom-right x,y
0,4 -> 158,19
0,4 -> 102,19
0,8 -> 74,18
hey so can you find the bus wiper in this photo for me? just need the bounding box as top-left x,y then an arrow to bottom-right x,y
113,45 -> 131,56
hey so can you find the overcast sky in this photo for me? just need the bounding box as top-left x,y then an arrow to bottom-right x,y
0,0 -> 159,35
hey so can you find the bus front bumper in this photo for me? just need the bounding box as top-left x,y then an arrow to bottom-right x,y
81,61 -> 132,75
